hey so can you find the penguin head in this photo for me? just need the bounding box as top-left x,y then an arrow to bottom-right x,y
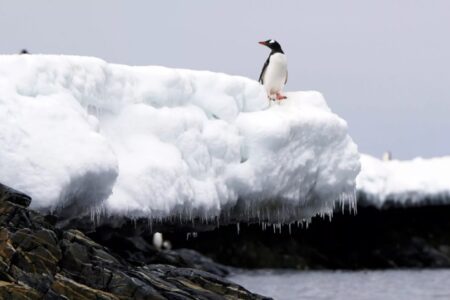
258,39 -> 283,53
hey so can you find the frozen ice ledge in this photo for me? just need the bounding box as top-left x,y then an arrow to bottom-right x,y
0,55 -> 360,223
357,154 -> 450,208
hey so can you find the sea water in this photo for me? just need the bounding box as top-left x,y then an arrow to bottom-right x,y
229,269 -> 450,300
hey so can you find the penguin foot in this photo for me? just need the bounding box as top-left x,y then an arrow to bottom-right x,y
276,93 -> 287,100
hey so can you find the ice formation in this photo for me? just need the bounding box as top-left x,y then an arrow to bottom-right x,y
357,154 -> 450,207
0,55 -> 360,222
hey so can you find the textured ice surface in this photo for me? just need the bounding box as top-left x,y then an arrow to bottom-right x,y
357,154 -> 450,207
0,55 -> 360,221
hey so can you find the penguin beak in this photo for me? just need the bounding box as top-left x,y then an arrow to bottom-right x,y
258,41 -> 267,46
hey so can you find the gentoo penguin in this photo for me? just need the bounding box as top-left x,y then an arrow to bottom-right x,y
152,232 -> 163,250
258,39 -> 288,100
152,232 -> 172,251
382,151 -> 392,161
162,240 -> 172,250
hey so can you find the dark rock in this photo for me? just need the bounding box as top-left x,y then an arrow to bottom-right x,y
0,280 -> 42,299
105,270 -> 165,299
9,266 -> 54,294
0,183 -> 32,207
150,249 -> 229,277
47,273 -> 119,300
11,228 -> 61,275
175,204 -> 450,269
86,224 -> 160,266
0,190 -> 51,231
87,223 -> 230,277
0,182 -> 269,299
140,265 -> 270,300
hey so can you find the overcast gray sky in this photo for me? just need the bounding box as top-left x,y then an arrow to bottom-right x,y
1,0 -> 449,159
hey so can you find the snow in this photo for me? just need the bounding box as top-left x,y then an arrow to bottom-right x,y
0,55 -> 360,222
357,154 -> 450,207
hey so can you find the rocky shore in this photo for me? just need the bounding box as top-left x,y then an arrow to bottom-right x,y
3,179 -> 449,299
175,203 -> 450,269
64,200 -> 450,271
0,183 -> 269,300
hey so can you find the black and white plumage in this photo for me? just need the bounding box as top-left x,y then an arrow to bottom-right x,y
258,39 -> 288,100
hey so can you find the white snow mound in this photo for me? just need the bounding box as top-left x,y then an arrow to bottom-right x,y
357,154 -> 450,207
0,55 -> 360,221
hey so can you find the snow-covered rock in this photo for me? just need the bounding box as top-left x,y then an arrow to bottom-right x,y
0,55 -> 360,222
357,154 -> 450,207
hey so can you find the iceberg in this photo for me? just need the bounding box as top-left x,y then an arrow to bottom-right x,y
0,55 -> 360,222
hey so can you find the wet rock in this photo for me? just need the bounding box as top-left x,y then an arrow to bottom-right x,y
150,249 -> 230,277
0,280 -> 42,299
137,265 -> 270,300
0,182 -> 269,299
9,265 -> 54,294
105,270 -> 166,299
11,228 -> 61,275
47,273 -> 119,300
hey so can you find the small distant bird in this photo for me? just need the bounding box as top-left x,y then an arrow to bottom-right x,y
20,49 -> 29,55
258,39 -> 288,100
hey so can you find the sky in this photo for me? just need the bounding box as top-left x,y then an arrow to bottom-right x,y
0,0 -> 449,159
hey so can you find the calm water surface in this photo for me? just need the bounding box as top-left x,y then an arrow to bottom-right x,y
229,269 -> 450,300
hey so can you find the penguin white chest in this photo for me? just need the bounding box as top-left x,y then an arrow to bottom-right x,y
263,53 -> 287,94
